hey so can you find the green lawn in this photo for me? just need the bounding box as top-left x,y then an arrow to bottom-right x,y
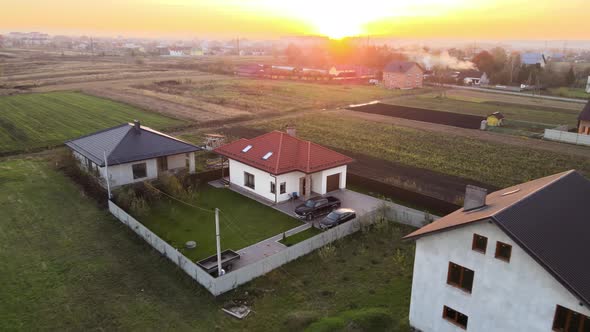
387,93 -> 581,136
545,87 -> 590,99
252,114 -> 590,189
0,92 -> 183,154
279,227 -> 322,247
1,157 -> 415,331
139,186 -> 304,261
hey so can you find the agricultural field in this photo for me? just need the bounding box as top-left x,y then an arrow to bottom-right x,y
251,113 -> 590,190
385,89 -> 583,136
131,77 -> 411,116
1,157 -> 415,331
0,92 -> 182,155
137,186 -> 304,261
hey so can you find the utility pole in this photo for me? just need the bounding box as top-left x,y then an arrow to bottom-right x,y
215,208 -> 224,276
104,151 -> 111,200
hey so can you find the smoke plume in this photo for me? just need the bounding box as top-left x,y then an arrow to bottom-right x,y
408,50 -> 475,70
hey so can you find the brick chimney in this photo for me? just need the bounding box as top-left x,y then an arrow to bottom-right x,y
285,124 -> 296,137
464,185 -> 487,211
134,120 -> 141,133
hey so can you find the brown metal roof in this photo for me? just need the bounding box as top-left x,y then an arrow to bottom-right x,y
404,170 -> 590,306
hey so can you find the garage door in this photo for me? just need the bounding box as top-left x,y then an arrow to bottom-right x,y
326,173 -> 340,193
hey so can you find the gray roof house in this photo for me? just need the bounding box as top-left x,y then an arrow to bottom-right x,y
65,121 -> 201,187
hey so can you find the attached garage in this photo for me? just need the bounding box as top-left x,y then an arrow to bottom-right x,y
326,173 -> 341,193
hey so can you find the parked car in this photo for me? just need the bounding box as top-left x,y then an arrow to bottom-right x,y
294,196 -> 341,221
320,208 -> 357,229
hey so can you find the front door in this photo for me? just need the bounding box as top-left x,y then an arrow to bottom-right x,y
299,177 -> 306,196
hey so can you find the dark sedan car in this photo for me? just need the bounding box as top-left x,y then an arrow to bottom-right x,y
319,208 -> 356,229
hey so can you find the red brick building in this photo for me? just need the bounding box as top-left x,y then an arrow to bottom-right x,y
382,61 -> 424,89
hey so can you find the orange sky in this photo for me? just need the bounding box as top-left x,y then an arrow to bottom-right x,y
0,0 -> 588,40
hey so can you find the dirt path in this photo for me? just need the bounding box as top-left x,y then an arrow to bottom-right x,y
337,110 -> 590,158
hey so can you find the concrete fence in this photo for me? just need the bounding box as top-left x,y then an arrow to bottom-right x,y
544,129 -> 590,147
108,199 -> 435,296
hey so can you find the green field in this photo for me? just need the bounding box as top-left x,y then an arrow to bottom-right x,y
545,87 -> 590,99
0,92 -> 183,154
1,158 -> 415,331
139,187 -> 304,261
253,114 -> 590,189
387,93 -> 580,135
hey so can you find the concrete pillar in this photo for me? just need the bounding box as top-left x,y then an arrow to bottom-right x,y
304,174 -> 312,199
188,152 -> 196,174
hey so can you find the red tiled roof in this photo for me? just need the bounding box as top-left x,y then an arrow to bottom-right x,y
213,131 -> 353,175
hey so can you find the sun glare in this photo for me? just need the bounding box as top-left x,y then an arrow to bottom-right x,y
259,0 -> 468,39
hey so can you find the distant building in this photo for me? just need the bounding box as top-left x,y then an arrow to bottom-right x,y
486,112 -> 505,127
578,100 -> 590,135
382,61 -> 424,89
458,70 -> 489,86
521,53 -> 547,67
586,76 -> 590,93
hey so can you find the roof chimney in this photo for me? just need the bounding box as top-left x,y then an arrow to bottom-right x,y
285,124 -> 296,137
463,185 -> 487,211
134,120 -> 141,133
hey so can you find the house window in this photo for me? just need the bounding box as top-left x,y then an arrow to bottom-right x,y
157,156 -> 168,171
447,262 -> 474,293
472,234 -> 488,254
270,181 -> 276,194
443,306 -> 468,329
132,163 -> 147,179
280,182 -> 286,194
495,241 -> 512,262
244,172 -> 255,189
552,305 -> 590,332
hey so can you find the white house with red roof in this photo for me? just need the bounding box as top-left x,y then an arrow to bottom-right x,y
214,128 -> 353,203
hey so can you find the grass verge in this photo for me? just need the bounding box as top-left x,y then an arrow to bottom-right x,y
280,227 -> 322,247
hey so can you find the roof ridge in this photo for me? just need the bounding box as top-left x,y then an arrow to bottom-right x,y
274,132 -> 284,174
137,124 -> 198,147
494,170 -> 576,218
105,127 -> 136,164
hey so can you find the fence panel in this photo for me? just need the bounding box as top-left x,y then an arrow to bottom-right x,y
108,201 -> 217,292
544,129 -> 590,146
109,199 -> 435,296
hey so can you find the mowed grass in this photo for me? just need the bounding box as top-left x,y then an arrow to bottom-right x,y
252,114 -> 590,189
141,78 -> 412,114
279,227 -> 322,247
1,158 -> 415,331
0,92 -> 183,154
545,87 -> 590,99
140,187 -> 304,261
388,92 -> 581,135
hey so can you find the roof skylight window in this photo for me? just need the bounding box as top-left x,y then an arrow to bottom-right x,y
242,145 -> 252,153
262,152 -> 273,160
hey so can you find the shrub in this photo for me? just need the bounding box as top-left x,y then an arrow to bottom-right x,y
305,317 -> 346,332
53,149 -> 107,206
284,311 -> 320,331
